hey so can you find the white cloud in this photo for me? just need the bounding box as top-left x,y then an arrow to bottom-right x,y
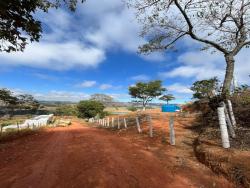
32,73 -> 58,81
159,49 -> 250,84
0,1 -> 166,71
0,42 -> 105,70
99,84 -> 113,90
76,80 -> 97,88
34,90 -> 89,102
166,83 -> 192,94
140,52 -> 167,62
131,74 -> 150,81
10,88 -> 89,102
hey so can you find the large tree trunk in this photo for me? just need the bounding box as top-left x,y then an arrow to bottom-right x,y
222,55 -> 235,98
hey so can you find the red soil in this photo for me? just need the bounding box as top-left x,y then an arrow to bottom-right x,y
0,116 -> 233,188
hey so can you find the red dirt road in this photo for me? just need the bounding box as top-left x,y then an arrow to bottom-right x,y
0,120 -> 233,188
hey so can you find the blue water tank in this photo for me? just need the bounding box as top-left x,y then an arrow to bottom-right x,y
162,104 -> 181,112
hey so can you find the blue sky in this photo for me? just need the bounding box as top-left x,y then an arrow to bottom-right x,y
0,0 -> 249,103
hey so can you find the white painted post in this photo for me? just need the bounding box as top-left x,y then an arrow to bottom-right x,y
222,102 -> 236,138
17,122 -> 20,132
148,115 -> 153,137
169,116 -> 175,145
227,100 -> 236,128
124,118 -> 127,129
217,107 -> 230,149
117,116 -> 120,129
136,117 -> 142,133
107,118 -> 110,127
112,117 -> 114,128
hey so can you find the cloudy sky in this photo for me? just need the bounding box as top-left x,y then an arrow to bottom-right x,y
0,0 -> 249,103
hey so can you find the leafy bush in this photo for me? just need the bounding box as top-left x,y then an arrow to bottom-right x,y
77,100 -> 105,118
127,106 -> 137,112
55,105 -> 77,116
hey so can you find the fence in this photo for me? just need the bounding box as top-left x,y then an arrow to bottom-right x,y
1,114 -> 54,134
88,112 -> 181,146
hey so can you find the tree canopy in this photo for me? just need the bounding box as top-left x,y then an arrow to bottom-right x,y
190,77 -> 220,100
0,0 -> 84,52
129,0 -> 250,98
159,94 -> 175,104
129,80 -> 166,110
77,100 -> 105,118
0,88 -> 18,106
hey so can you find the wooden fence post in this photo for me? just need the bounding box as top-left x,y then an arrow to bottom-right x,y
169,116 -> 175,145
124,118 -> 127,129
148,115 -> 153,137
117,116 -> 120,129
107,118 -> 110,127
217,107 -> 230,148
136,117 -> 142,133
112,117 -> 114,128
0,125 -> 2,135
17,122 -> 20,132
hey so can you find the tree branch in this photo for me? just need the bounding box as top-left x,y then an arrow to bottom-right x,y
174,0 -> 228,54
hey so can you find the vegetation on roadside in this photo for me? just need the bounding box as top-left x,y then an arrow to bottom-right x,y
55,105 -> 77,116
77,100 -> 107,119
127,106 -> 137,112
159,94 -> 175,104
129,80 -> 165,111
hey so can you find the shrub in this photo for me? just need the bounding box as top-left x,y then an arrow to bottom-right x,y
77,100 -> 105,118
127,106 -> 137,112
55,105 -> 77,116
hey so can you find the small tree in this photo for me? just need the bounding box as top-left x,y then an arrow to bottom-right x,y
129,80 -> 166,110
129,0 -> 250,98
190,77 -> 220,100
0,88 -> 19,117
159,94 -> 175,104
77,100 -> 105,118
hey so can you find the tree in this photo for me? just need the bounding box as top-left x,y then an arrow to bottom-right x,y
90,94 -> 114,106
77,100 -> 105,118
17,94 -> 40,111
129,0 -> 250,98
129,80 -> 166,110
190,77 -> 220,100
0,0 -> 84,52
159,94 -> 175,104
0,88 -> 18,106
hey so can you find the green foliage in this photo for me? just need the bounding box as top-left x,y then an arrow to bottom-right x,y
0,0 -> 84,52
0,88 -> 18,106
77,100 -> 105,119
55,105 -> 77,116
127,106 -> 137,112
129,80 -> 165,109
190,77 -> 220,100
17,94 -> 40,111
159,94 -> 175,104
